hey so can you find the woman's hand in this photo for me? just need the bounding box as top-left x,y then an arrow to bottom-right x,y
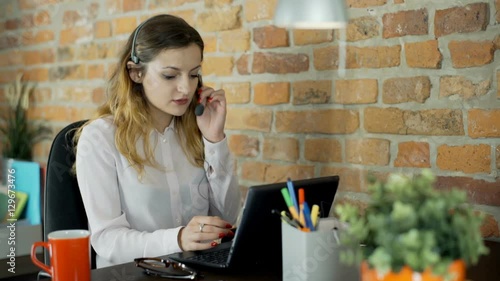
178,216 -> 234,251
195,86 -> 227,143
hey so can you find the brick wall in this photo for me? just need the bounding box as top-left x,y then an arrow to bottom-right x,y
0,0 -> 499,238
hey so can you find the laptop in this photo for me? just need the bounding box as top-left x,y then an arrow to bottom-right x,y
166,176 -> 339,272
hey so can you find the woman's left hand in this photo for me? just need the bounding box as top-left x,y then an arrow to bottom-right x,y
196,86 -> 227,143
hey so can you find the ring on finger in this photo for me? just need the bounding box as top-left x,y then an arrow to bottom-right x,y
199,223 -> 205,233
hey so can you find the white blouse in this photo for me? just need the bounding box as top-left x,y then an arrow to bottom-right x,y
75,117 -> 241,268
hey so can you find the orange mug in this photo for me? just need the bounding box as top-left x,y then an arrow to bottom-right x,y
31,229 -> 90,281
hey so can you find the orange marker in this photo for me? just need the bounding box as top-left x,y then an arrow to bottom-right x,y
298,188 -> 305,227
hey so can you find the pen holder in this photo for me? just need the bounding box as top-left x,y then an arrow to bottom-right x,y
281,220 -> 359,281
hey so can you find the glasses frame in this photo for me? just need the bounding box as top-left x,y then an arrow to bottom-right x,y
134,257 -> 198,280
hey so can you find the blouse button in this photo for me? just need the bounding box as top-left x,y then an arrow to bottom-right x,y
162,139 -> 167,143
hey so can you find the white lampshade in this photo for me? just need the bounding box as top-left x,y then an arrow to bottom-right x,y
274,0 -> 348,29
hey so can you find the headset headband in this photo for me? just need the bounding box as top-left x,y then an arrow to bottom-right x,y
130,19 -> 148,64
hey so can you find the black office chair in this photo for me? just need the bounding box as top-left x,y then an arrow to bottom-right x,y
39,119 -> 96,278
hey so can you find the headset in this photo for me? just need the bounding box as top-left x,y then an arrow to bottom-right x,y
130,20 -> 149,64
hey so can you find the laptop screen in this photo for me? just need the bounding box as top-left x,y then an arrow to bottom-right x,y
228,176 -> 339,271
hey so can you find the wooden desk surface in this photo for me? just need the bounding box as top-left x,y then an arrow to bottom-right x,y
28,240 -> 500,281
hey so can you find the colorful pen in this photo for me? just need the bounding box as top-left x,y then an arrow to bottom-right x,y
302,201 -> 314,231
298,188 -> 305,227
280,211 -> 301,228
311,204 -> 320,228
286,178 -> 300,221
280,188 -> 300,221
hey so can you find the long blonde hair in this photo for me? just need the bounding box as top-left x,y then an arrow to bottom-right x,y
74,14 -> 205,175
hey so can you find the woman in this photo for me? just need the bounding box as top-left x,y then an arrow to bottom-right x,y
75,14 -> 241,268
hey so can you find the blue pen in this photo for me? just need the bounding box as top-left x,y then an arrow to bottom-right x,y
302,201 -> 314,231
286,178 -> 299,221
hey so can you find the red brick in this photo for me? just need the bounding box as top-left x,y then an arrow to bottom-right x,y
196,6 -> 241,32
169,10 -> 196,27
244,0 -> 278,22
364,107 -> 406,134
78,42 -> 111,60
24,68 -> 49,82
203,35 -> 217,53
468,109 -> 500,138
226,108 -> 272,132
320,167 -> 364,192
49,65 -> 86,81
60,26 -> 93,45
106,0 -> 122,14
53,87 -> 93,103
314,45 -> 401,70
346,0 -> 387,8
394,141 -> 430,168
112,16 -> 137,35
222,82 -> 250,104
92,88 -> 105,105
228,134 -> 259,157
0,70 -> 18,84
263,137 -> 299,162
335,79 -> 378,104
405,109 -> 464,136
236,54 -> 250,75
219,29 -> 250,52
439,76 -> 490,100
205,0 -> 233,7
435,3 -> 489,37
63,11 -> 83,27
293,29 -> 334,45
480,214 -> 500,238
0,35 -> 20,49
252,52 -> 309,74
262,164 -> 315,183
382,9 -> 428,38
94,21 -> 111,38
437,144 -> 491,174
87,64 -> 105,79
304,138 -> 342,163
253,82 -> 290,105
449,41 -> 495,68
28,106 -> 95,122
0,50 -> 23,67
241,161 -> 315,183
57,47 -> 75,62
276,109 -> 359,134
123,0 -> 145,11
23,49 -> 55,65
346,138 -> 390,166
435,176 -> 500,206
253,25 -> 288,48
343,16 -> 379,42
34,10 -> 51,26
202,56 -> 233,76
292,80 -> 331,105
22,30 -> 54,45
405,40 -> 442,69
383,76 -> 431,104
364,108 -> 465,136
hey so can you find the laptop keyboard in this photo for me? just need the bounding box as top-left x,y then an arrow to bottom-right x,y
186,247 -> 230,265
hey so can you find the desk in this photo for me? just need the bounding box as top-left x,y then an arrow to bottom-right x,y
30,240 -> 500,281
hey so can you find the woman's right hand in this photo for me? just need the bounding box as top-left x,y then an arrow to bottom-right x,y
178,216 -> 235,251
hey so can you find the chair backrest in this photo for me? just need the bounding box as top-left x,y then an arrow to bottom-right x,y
43,119 -> 96,269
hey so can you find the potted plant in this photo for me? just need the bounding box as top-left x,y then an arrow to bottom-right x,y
335,169 -> 489,281
0,73 -> 51,184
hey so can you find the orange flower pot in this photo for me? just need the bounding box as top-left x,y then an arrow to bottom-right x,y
361,260 -> 466,281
